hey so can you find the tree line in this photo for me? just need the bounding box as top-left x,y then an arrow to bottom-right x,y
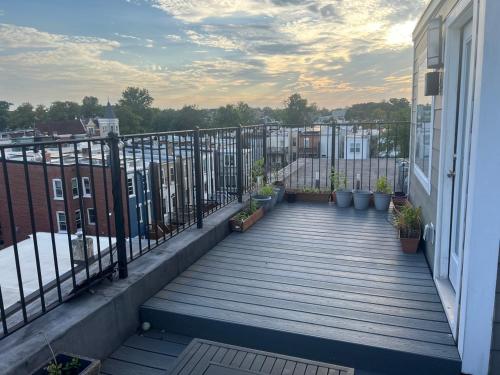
0,88 -> 410,134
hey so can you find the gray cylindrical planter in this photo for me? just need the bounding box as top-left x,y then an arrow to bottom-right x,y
374,192 -> 392,211
335,190 -> 352,208
252,195 -> 272,211
353,190 -> 371,210
273,187 -> 283,204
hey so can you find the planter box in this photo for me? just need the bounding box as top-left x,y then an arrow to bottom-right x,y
399,232 -> 420,254
32,353 -> 100,375
353,190 -> 372,210
229,207 -> 264,232
287,191 -> 331,203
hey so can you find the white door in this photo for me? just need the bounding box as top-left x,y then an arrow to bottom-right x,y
448,21 -> 473,292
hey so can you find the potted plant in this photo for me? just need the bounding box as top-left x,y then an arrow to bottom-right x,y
394,205 -> 422,253
353,189 -> 372,210
373,176 -> 392,211
331,169 -> 352,208
293,187 -> 331,203
272,167 -> 286,203
229,200 -> 264,232
392,191 -> 409,213
33,334 -> 100,375
252,184 -> 274,211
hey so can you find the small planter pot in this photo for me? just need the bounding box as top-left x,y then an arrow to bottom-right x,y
252,194 -> 273,211
32,353 -> 100,375
353,190 -> 372,210
273,182 -> 286,203
335,190 -> 352,208
392,192 -> 408,208
399,232 -> 420,253
286,191 -> 297,203
230,207 -> 264,232
374,192 -> 392,211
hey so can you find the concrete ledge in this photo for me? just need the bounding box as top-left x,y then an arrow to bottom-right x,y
0,202 -> 244,375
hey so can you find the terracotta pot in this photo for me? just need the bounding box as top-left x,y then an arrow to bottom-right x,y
399,232 -> 420,253
229,207 -> 264,232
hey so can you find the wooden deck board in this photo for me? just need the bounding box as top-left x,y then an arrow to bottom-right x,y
140,203 -> 461,374
100,329 -> 192,375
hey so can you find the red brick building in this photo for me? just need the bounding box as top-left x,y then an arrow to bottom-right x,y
0,160 -> 131,249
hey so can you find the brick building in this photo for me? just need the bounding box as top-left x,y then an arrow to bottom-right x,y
0,160 -> 132,249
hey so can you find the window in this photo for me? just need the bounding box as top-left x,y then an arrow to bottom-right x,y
127,177 -> 135,196
304,138 -> 310,148
75,209 -> 82,229
87,208 -> 96,225
413,52 -> 434,192
71,178 -> 79,198
143,172 -> 150,192
349,142 -> 361,153
57,212 -> 67,232
53,179 -> 63,199
82,177 -> 91,197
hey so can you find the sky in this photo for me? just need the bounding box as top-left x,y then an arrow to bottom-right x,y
0,0 -> 429,109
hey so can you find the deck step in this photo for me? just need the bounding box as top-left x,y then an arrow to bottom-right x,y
140,299 -> 460,375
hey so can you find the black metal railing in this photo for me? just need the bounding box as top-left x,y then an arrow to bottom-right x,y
0,121 -> 409,338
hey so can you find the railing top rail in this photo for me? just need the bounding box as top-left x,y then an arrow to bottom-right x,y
0,136 -> 110,150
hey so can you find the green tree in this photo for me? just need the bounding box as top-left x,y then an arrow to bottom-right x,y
0,101 -> 11,131
10,103 -> 35,129
115,105 -> 142,134
172,105 -> 207,130
48,101 -> 81,121
283,93 -> 312,125
214,104 -> 240,127
81,96 -> 102,118
117,87 -> 154,133
236,102 -> 256,125
34,105 -> 48,122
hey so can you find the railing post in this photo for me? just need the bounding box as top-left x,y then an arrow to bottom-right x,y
108,133 -> 128,279
194,127 -> 203,228
236,125 -> 243,203
262,125 -> 268,182
331,122 -> 336,190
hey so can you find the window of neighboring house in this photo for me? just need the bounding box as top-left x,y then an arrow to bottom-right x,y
224,155 -> 235,166
304,138 -> 310,148
170,167 -> 175,180
53,179 -> 63,199
87,208 -> 96,225
57,211 -> 67,232
143,172 -> 150,192
292,138 -> 297,147
413,52 -> 434,193
82,177 -> 91,197
75,209 -> 82,229
127,177 -> 135,196
349,142 -> 361,153
71,178 -> 79,198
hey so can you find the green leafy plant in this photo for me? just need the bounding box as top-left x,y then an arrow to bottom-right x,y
259,184 -> 275,197
394,205 -> 421,238
234,201 -> 258,222
331,168 -> 347,191
300,187 -> 330,193
45,362 -> 62,375
252,159 -> 265,183
62,357 -> 81,373
375,176 -> 392,194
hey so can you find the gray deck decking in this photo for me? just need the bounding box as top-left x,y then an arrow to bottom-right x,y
140,203 -> 461,375
101,330 -> 192,375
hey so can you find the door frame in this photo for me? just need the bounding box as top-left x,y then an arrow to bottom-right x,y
434,0 -> 500,374
434,0 -> 474,338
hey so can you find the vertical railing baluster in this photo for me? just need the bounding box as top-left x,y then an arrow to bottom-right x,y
1,148 -> 27,322
194,127 -> 203,228
236,126 -> 243,203
21,147 -> 46,312
121,140 -> 133,261
108,133 -> 127,279
0,286 -> 7,336
100,141 -> 113,265
41,144 -> 62,302
88,140 -> 103,272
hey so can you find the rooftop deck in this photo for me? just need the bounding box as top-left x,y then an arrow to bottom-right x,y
140,203 -> 460,374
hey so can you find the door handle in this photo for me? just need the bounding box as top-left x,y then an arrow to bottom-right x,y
447,169 -> 456,178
